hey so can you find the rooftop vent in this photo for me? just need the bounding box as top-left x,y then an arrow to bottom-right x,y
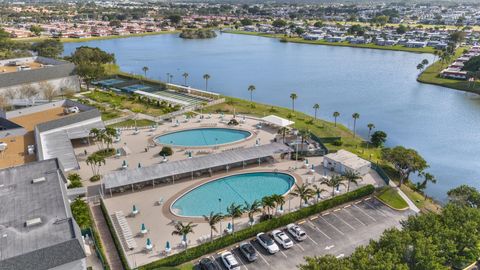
32,177 -> 46,184
25,217 -> 42,227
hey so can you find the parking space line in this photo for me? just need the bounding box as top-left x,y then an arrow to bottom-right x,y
343,208 -> 367,226
307,235 -> 319,245
295,242 -> 305,251
211,256 -> 223,269
310,215 -> 318,221
363,201 -> 387,217
332,212 -> 356,230
250,243 -> 270,266
320,216 -> 345,235
279,250 -> 288,259
322,212 -> 330,216
353,204 -> 376,221
307,220 -> 332,240
232,249 -> 249,270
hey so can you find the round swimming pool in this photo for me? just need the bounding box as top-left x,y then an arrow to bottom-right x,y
171,172 -> 295,217
154,128 -> 252,147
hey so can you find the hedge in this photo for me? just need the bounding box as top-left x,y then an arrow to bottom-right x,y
139,185 -> 375,269
100,199 -> 132,270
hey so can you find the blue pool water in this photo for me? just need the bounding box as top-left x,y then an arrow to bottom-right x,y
171,172 -> 295,217
155,128 -> 251,147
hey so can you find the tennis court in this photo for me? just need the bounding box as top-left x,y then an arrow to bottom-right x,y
152,90 -> 207,105
94,78 -> 125,87
121,84 -> 154,93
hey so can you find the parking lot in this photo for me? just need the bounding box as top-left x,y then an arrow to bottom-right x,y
197,197 -> 413,270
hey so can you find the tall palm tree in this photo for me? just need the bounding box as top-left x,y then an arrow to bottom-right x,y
142,66 -> 149,78
290,183 -> 314,208
203,74 -> 211,90
171,221 -> 197,249
270,194 -> 285,215
342,171 -> 361,192
261,195 -> 276,218
202,212 -> 223,241
226,203 -> 243,233
278,127 -> 289,143
312,184 -> 327,203
333,111 -> 340,127
244,200 -> 262,226
367,123 -> 375,140
248,85 -> 256,102
352,113 -> 360,138
290,93 -> 298,113
321,175 -> 346,197
313,103 -> 320,121
182,72 -> 189,86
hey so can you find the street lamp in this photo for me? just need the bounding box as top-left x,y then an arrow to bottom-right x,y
218,198 -> 223,233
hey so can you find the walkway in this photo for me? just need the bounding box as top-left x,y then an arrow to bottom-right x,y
389,181 -> 420,213
90,203 -> 124,270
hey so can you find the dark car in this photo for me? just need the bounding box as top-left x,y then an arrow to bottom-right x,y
199,257 -> 219,270
239,242 -> 257,262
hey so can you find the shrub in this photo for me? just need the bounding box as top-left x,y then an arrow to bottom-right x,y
90,175 -> 102,182
159,146 -> 173,156
67,173 -> 83,188
71,198 -> 92,229
332,139 -> 343,146
139,185 -> 375,269
94,148 -> 115,158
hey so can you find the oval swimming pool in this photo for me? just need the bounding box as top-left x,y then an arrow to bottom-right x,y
154,128 -> 251,147
171,172 -> 295,217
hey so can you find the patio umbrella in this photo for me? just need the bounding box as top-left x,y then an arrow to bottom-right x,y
141,223 -> 147,234
227,222 -> 232,230
188,152 -> 192,158
132,205 -> 138,214
138,162 -> 142,168
305,159 -> 309,165
166,241 -> 170,250
122,160 -> 127,166
146,238 -> 152,250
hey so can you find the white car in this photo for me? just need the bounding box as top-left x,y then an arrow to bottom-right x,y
272,229 -> 293,249
256,232 -> 279,254
64,106 -> 79,114
286,223 -> 307,241
221,251 -> 240,270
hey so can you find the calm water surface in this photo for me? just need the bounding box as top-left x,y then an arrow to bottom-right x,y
64,33 -> 480,202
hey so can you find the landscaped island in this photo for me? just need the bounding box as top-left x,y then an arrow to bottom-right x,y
179,29 -> 217,39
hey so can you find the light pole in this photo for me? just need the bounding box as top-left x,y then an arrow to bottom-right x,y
1,234 -> 7,261
218,198 -> 223,233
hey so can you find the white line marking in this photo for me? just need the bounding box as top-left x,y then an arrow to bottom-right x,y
343,208 -> 367,226
295,242 -> 305,251
279,250 -> 288,259
232,249 -> 249,270
353,204 -> 376,221
251,243 -> 270,266
211,256 -> 223,269
308,220 -> 332,239
320,216 -> 345,235
307,235 -> 319,245
363,201 -> 387,217
332,212 -> 356,230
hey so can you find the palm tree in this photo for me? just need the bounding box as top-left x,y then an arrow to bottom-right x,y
278,127 -> 289,143
182,72 -> 189,86
203,74 -> 211,90
312,184 -> 327,203
321,175 -> 346,197
367,123 -> 375,140
290,183 -> 314,208
416,63 -> 424,73
142,66 -> 149,78
247,85 -> 256,102
313,103 -> 320,121
342,171 -> 361,192
203,212 -> 223,241
261,195 -> 276,218
85,154 -> 105,177
171,222 -> 197,249
417,172 -> 437,199
244,200 -> 262,226
226,203 -> 243,233
333,112 -> 340,127
352,113 -> 360,138
271,194 -> 285,215
290,93 -> 298,113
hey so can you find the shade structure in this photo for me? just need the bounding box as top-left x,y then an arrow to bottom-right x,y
227,222 -> 232,230
261,115 -> 295,127
166,241 -> 170,249
141,223 -> 147,234
146,238 -> 153,250
132,205 -> 139,215
138,163 -> 142,168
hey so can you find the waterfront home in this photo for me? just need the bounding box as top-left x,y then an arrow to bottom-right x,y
405,41 -> 427,48
440,68 -> 468,80
303,33 -> 321,41
325,36 -> 343,43
375,39 -> 397,46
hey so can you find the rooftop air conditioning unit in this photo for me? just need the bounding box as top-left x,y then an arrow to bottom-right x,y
25,217 -> 42,227
32,177 -> 46,184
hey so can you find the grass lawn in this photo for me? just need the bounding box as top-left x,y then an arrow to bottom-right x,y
417,47 -> 480,94
108,119 -> 156,128
376,186 -> 408,210
202,96 -> 382,162
400,184 -> 440,213
83,90 -> 178,117
224,30 -> 435,54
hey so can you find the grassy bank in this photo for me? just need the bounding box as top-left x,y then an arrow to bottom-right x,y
376,186 -> 408,210
14,31 -> 179,43
224,30 -> 435,54
108,119 -> 156,128
417,48 -> 480,94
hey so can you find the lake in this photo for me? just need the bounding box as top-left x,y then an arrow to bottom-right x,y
64,33 -> 480,202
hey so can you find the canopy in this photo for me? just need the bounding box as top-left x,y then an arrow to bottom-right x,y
261,115 -> 294,127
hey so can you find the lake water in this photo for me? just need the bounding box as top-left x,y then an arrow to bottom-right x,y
64,33 -> 480,202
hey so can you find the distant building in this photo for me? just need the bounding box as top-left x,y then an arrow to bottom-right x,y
0,158 -> 86,270
323,149 -> 371,176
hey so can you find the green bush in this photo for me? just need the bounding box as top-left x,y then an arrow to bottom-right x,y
67,173 -> 83,188
90,175 -> 102,182
139,185 -> 375,269
71,199 -> 92,229
332,139 -> 343,146
160,146 -> 173,156
94,148 -> 115,158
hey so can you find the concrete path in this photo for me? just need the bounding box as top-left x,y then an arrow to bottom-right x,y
389,181 -> 420,213
91,203 -> 125,270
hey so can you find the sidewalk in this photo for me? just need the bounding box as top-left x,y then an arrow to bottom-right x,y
389,181 -> 420,213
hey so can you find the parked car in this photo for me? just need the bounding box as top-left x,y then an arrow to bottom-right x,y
199,257 -> 219,270
239,242 -> 257,262
221,251 -> 240,270
287,223 -> 307,241
256,232 -> 279,254
272,229 -> 293,249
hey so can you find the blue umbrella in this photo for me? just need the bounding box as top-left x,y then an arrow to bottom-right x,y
227,222 -> 232,230
132,205 -> 138,214
188,152 -> 192,158
305,159 -> 309,165
166,241 -> 170,249
122,160 -> 127,166
182,234 -> 187,242
138,162 -> 142,168
141,223 -> 147,233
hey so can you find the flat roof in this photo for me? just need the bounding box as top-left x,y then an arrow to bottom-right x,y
0,61 -> 44,74
324,149 -> 370,170
0,159 -> 85,269
103,142 -> 292,190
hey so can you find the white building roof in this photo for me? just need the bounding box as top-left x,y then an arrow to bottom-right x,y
261,115 -> 294,127
324,149 -> 371,171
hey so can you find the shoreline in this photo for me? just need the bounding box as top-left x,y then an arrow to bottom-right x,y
13,30 -> 180,43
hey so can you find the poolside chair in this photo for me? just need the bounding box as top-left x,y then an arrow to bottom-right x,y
133,128 -> 140,135
156,197 -> 164,206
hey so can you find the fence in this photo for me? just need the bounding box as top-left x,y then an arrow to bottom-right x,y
371,163 -> 390,185
82,227 -> 110,270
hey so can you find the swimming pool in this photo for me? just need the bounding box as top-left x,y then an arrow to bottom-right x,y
171,172 -> 296,217
154,128 -> 251,147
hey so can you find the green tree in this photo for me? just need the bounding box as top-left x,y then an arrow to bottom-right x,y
313,21 -> 324,28
272,19 -> 287,28
244,200 -> 262,225
313,103 -> 320,121
182,72 -> 189,85
203,73 -> 211,91
396,24 -> 408,34
240,18 -> 253,26
270,194 -> 285,215
382,146 -> 428,187
261,195 -> 276,218
248,85 -> 256,102
168,14 -> 182,25
85,153 -> 106,178
333,111 -> 340,127
226,203 -> 243,233
342,171 -> 361,192
290,92 -> 298,113
312,184 -> 327,203
171,222 -> 197,248
142,66 -> 149,78
352,113 -> 360,138
370,130 -> 387,147
447,185 -> 480,208
202,212 -> 223,241
31,39 -> 64,59
290,183 -> 314,208
367,123 -> 375,139
463,56 -> 480,72
29,25 -> 43,36
448,31 -> 466,45
321,175 -> 346,197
